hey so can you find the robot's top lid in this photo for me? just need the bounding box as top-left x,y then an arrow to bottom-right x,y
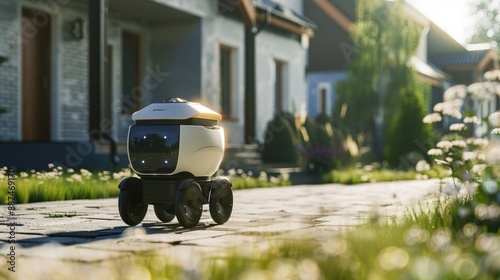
132,98 -> 222,122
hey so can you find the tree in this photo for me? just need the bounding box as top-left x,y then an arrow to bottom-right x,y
468,0 -> 500,45
334,0 -> 432,165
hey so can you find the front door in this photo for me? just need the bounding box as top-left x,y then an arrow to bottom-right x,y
22,8 -> 51,141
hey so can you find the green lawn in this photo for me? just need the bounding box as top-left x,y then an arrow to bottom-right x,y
0,167 -> 290,204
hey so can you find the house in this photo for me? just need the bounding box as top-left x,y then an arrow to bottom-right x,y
304,0 -> 499,118
0,0 -> 315,170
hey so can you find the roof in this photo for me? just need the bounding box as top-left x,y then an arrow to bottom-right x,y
252,0 -> 317,29
430,50 -> 490,68
411,57 -> 451,81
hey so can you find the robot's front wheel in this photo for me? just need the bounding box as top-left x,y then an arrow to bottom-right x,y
118,177 -> 148,226
154,205 -> 176,223
175,180 -> 203,228
209,178 -> 233,224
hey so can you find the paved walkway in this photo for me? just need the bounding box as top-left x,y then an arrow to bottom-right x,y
0,179 -> 443,279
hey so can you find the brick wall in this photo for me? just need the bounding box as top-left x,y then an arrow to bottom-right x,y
59,8 -> 89,141
0,0 -> 20,141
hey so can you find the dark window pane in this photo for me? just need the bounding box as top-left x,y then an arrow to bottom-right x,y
122,32 -> 140,114
220,47 -> 231,117
320,88 -> 327,114
274,61 -> 283,113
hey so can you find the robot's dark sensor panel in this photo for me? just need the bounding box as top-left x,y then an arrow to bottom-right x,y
128,125 -> 180,174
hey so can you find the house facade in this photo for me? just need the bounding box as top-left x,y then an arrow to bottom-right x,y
304,0 -> 499,118
0,0 -> 315,170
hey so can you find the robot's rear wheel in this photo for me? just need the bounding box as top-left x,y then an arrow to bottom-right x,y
175,180 -> 203,228
118,177 -> 148,226
209,178 -> 233,224
154,205 -> 176,223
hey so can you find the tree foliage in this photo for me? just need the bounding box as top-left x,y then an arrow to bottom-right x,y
468,0 -> 500,45
334,0 -> 432,165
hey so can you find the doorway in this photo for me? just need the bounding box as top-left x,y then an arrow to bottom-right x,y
21,8 -> 51,141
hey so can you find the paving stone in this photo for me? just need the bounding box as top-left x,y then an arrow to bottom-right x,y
77,239 -> 173,252
239,222 -> 311,234
21,243 -> 130,262
127,229 -> 229,244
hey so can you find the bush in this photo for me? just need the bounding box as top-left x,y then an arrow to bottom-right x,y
384,86 -> 433,167
300,115 -> 348,174
261,113 -> 299,164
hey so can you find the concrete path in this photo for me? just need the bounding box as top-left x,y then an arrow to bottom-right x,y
0,179 -> 443,279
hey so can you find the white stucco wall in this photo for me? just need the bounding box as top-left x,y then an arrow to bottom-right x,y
202,15 -> 245,145
154,0 -> 214,18
255,30 -> 307,143
149,20 -> 203,103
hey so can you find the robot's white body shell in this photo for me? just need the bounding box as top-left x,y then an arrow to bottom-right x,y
128,101 -> 224,177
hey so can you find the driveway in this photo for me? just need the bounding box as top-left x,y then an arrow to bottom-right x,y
0,179 -> 442,279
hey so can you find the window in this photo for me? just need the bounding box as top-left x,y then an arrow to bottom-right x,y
121,31 -> 141,114
319,87 -> 327,114
317,83 -> 331,115
274,60 -> 285,113
219,46 -> 232,118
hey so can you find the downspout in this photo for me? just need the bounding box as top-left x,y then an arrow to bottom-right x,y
88,0 -> 119,165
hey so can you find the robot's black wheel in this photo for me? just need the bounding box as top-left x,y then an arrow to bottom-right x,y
154,205 -> 176,223
175,180 -> 203,228
118,177 -> 148,226
209,178 -> 233,224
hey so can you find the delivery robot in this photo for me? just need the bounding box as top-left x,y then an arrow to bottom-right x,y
117,98 -> 233,228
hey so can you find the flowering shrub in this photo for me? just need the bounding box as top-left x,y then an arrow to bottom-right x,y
298,115 -> 349,174
300,143 -> 347,174
423,69 -> 500,232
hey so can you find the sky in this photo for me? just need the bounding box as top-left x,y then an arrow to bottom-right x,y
406,0 -> 476,45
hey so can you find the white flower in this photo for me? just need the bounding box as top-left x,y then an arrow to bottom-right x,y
71,174 -> 83,182
415,160 -> 430,172
67,168 -> 75,174
80,169 -> 92,177
463,116 -> 481,124
427,148 -> 443,156
433,103 -> 444,112
449,123 -> 466,131
100,175 -> 110,181
442,108 -> 462,119
472,138 -> 489,146
423,113 -> 442,124
468,82 -> 486,94
489,112 -> 500,127
48,163 -> 55,169
436,141 -> 453,151
484,70 -> 500,82
492,128 -> 500,135
444,85 -> 468,101
463,151 -> 477,161
451,140 -> 467,148
20,172 -> 29,178
471,164 -> 487,175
